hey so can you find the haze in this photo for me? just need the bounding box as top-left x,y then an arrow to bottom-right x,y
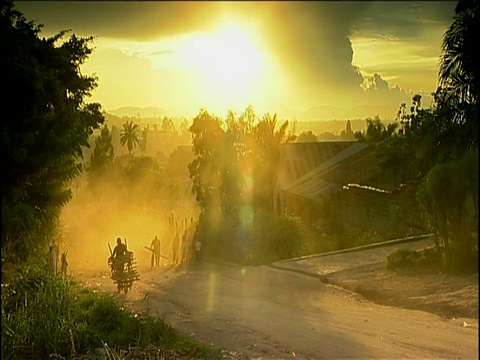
16,1 -> 456,119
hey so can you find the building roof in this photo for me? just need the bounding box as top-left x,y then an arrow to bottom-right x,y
277,141 -> 355,188
283,142 -> 380,202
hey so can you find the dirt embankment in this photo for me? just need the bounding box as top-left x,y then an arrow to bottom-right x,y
323,265 -> 478,320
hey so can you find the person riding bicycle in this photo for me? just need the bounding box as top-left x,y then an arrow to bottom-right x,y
111,237 -> 127,259
109,237 -> 129,275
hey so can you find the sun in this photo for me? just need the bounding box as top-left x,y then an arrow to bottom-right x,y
191,21 -> 269,109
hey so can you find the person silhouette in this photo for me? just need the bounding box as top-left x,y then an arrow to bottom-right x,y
150,235 -> 161,268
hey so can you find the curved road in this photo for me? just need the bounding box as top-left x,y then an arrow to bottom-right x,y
76,238 -> 478,359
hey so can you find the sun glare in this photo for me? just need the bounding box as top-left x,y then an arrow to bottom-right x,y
93,18 -> 280,115
191,21 -> 268,107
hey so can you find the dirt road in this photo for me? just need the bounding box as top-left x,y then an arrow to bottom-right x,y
75,255 -> 478,359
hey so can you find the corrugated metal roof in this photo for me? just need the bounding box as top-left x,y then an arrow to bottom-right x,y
277,141 -> 355,188
284,143 -> 379,201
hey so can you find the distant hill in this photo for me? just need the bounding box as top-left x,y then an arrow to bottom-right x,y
106,103 -> 401,123
296,119 -> 367,135
107,106 -> 170,118
300,103 -> 399,121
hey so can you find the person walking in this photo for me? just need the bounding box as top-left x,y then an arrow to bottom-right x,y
171,231 -> 180,265
60,251 -> 68,278
194,238 -> 202,262
150,235 -> 161,268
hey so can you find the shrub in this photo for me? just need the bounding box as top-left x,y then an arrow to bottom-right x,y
249,210 -> 305,264
386,247 -> 419,269
1,263 -> 223,359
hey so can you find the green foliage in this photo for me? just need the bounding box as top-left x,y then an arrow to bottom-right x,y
189,107 -> 298,262
89,124 -> 115,177
386,247 -> 419,270
1,1 -> 104,261
195,208 -> 306,265
375,134 -> 415,187
296,130 -> 318,143
249,211 -> 305,264
355,115 -> 398,143
439,0 -> 479,136
417,152 -> 478,272
189,109 -> 226,212
1,264 -> 223,359
163,146 -> 195,178
120,120 -> 140,155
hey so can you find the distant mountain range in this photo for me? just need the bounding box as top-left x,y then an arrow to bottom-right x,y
107,106 -> 170,118
298,103 -> 400,121
107,103 -> 400,121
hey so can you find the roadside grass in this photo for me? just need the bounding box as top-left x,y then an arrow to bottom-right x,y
1,262 -> 224,360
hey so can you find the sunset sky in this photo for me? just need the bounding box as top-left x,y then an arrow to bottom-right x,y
16,1 -> 456,120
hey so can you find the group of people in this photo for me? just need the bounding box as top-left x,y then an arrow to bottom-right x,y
108,227 -> 202,272
149,231 -> 202,268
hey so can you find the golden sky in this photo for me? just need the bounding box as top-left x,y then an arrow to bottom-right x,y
16,1 -> 456,120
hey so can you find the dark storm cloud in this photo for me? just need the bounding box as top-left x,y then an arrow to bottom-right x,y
14,1 -> 456,111
16,1 -> 372,90
270,2 -> 455,90
15,1 -> 218,39
352,1 -> 456,39
260,1 -> 372,99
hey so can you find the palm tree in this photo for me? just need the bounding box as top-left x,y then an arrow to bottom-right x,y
438,0 -> 479,149
438,0 -> 479,106
120,120 -> 140,156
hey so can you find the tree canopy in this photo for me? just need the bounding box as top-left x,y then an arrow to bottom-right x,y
120,120 -> 140,156
188,107 -> 297,261
1,1 -> 104,260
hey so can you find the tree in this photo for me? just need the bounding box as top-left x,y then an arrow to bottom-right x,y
189,109 -> 225,210
355,116 -> 398,143
188,107 -> 298,261
296,130 -> 318,143
89,124 -> 114,177
417,153 -> 478,272
120,120 -> 140,156
1,0 -> 104,260
375,134 -> 415,187
252,113 -> 294,212
439,0 -> 479,106
140,126 -> 148,155
438,0 -> 479,148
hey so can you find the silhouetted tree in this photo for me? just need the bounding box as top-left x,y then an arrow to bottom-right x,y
252,113 -> 294,212
437,0 -> 479,150
417,152 -> 478,272
189,106 -> 297,261
1,0 -> 104,260
355,116 -> 398,143
89,124 -> 114,177
120,120 -> 140,155
296,130 -> 318,142
140,126 -> 148,155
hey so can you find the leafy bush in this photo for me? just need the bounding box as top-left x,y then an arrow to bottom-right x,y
1,263 -> 223,359
386,247 -> 419,269
444,237 -> 479,274
417,152 -> 478,273
249,210 -> 305,264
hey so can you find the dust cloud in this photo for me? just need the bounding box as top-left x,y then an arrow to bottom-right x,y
60,171 -> 199,274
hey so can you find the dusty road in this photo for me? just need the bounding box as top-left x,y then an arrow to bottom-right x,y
75,251 -> 478,359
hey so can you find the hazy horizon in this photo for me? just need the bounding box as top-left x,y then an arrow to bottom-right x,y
17,1 -> 455,119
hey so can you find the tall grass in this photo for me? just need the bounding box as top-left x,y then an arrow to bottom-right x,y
1,262 -> 223,360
